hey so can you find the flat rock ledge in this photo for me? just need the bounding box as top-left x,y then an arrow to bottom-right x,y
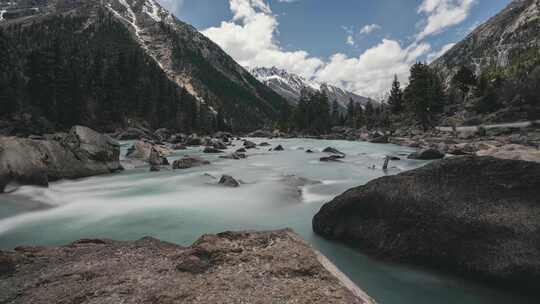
313,156 -> 540,292
0,229 -> 375,304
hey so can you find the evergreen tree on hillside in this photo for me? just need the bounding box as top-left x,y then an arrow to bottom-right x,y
403,62 -> 445,130
452,66 -> 477,97
388,75 -> 403,114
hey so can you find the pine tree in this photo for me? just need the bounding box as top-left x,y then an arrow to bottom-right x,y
388,75 -> 403,114
403,62 -> 445,130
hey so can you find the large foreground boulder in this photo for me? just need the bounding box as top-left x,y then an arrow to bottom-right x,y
313,156 -> 540,291
0,230 -> 375,304
0,126 -> 122,192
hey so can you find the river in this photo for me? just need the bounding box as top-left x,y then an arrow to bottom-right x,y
0,138 -> 536,304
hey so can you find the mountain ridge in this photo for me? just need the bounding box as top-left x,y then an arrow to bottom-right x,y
249,66 -> 373,109
0,0 -> 289,133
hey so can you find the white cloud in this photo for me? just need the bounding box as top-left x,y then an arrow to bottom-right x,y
201,0 -> 447,98
316,40 -> 431,98
360,24 -> 381,34
417,0 -> 476,39
346,35 -> 355,46
202,0 -> 323,78
427,42 -> 456,62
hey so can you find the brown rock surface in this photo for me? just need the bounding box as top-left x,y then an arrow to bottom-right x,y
0,229 -> 375,304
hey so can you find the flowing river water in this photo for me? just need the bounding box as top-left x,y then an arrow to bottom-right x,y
0,138 -> 536,304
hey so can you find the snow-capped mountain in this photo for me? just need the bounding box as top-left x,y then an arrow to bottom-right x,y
249,67 -> 373,108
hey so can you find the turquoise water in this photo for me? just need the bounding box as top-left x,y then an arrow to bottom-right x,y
0,138 -> 536,304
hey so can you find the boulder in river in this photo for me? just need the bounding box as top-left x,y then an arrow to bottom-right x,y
407,148 -> 445,160
323,147 -> 345,155
0,230 -> 374,304
203,146 -> 223,154
0,126 -> 122,192
235,148 -> 247,153
219,175 -> 240,187
273,145 -> 284,151
172,156 -> 210,170
259,142 -> 271,147
243,140 -> 257,149
126,140 -> 171,164
313,156 -> 540,292
220,152 -> 246,160
185,135 -> 203,146
320,155 -> 345,162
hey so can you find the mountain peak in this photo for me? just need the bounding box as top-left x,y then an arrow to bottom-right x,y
249,66 -> 373,109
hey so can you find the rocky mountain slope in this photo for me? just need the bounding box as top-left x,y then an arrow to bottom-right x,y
431,0 -> 539,81
430,0 -> 539,124
0,229 -> 376,304
0,0 -> 289,133
250,66 -> 373,109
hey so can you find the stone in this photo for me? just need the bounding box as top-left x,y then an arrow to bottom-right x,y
313,156 -> 540,292
322,147 -> 345,155
320,155 -> 345,162
172,156 -> 210,170
243,140 -> 257,149
203,147 -> 223,154
0,126 -> 122,192
273,145 -> 284,151
218,175 -> 240,187
0,230 -> 374,304
219,153 -> 246,160
407,149 -> 445,160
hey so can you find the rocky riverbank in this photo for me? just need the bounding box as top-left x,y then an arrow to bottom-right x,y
313,156 -> 540,292
0,229 -> 375,304
0,126 -> 122,193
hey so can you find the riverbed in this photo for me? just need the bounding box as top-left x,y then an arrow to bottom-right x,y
0,138 -> 536,304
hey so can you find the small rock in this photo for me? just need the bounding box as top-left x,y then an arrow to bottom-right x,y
243,141 -> 257,149
203,147 -> 223,154
320,155 -> 345,162
220,152 -> 246,160
273,145 -> 284,151
259,142 -> 271,147
306,149 -> 314,153
236,148 -> 247,153
173,144 -> 186,150
173,156 -> 210,170
219,175 -> 240,187
322,147 -> 345,155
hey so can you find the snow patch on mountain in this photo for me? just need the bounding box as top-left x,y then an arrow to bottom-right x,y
250,67 -> 373,108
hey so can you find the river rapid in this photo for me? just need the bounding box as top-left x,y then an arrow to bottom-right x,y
0,138 -> 536,304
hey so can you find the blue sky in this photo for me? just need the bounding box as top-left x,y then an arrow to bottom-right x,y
158,0 -> 512,98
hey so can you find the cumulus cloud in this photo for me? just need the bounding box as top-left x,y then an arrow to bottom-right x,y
360,24 -> 381,34
202,0 -> 323,78
417,0 -> 476,39
201,0 -> 469,98
316,40 -> 431,98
